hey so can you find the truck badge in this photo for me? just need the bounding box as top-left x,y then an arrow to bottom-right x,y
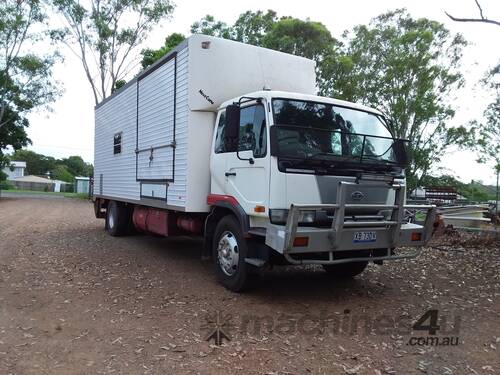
199,89 -> 214,104
351,191 -> 364,201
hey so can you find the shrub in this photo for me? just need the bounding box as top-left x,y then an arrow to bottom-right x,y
0,180 -> 14,190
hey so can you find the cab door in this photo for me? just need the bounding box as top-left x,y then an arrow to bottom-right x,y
212,102 -> 270,216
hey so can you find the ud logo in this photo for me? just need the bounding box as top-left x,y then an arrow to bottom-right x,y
351,191 -> 364,201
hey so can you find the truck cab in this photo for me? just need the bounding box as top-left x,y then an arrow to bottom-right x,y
207,90 -> 435,291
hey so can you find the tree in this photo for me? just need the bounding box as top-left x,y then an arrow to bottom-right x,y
471,91 -> 500,209
60,155 -> 93,176
51,164 -> 74,182
141,32 -> 185,69
11,149 -> 93,181
51,0 -> 175,105
11,149 -> 56,175
446,0 -> 500,27
0,0 -> 59,180
474,98 -> 500,167
447,1 -> 500,209
190,15 -> 232,38
0,106 -> 31,175
328,10 -> 469,191
231,10 -> 277,45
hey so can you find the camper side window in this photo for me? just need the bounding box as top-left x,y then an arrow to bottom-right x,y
113,132 -> 122,154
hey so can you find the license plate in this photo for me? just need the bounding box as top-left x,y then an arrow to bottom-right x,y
353,231 -> 377,243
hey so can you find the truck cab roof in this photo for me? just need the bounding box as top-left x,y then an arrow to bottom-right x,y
219,90 -> 385,117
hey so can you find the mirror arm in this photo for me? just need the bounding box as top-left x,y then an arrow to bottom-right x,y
236,150 -> 254,164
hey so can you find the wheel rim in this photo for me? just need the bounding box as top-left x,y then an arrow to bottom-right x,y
217,231 -> 239,276
108,206 -> 115,229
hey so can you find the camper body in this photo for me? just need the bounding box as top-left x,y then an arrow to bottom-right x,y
94,35 -> 435,291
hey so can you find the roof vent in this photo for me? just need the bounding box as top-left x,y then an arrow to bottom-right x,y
201,41 -> 211,49
263,85 -> 271,91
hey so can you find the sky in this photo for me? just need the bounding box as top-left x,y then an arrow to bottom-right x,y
25,0 -> 500,184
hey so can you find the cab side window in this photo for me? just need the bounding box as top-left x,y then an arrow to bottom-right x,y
214,104 -> 267,158
238,104 -> 266,157
214,111 -> 226,153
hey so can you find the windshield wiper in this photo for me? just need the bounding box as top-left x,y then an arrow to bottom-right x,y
307,151 -> 398,166
361,155 -> 398,164
307,152 -> 360,162
307,151 -> 341,159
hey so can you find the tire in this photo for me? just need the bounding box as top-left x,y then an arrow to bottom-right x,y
105,201 -> 131,236
322,261 -> 368,278
212,215 -> 255,292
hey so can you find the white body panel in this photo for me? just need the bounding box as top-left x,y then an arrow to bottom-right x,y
94,82 -> 139,201
188,35 -> 316,111
94,35 -> 316,212
136,58 -> 176,181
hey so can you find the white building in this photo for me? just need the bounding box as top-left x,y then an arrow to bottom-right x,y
2,161 -> 26,180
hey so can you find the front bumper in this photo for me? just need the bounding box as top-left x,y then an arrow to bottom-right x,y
265,181 -> 436,265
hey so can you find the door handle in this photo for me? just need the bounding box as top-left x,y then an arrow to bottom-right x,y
225,172 -> 236,177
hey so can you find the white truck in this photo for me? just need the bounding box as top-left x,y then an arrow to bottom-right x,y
93,35 -> 436,291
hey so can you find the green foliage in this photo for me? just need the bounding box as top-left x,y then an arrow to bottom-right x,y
112,79 -> 127,93
470,64 -> 500,176
0,107 -> 31,180
0,177 -> 12,189
51,0 -> 175,104
421,174 -> 495,201
51,164 -> 74,182
10,149 -> 93,180
0,0 -> 59,179
262,17 -> 337,61
189,11 -> 339,93
327,9 -> 470,191
190,15 -> 232,38
0,0 -> 59,117
232,10 -> 277,45
141,33 -> 185,69
60,155 -> 93,177
11,150 -> 55,175
475,96 -> 500,165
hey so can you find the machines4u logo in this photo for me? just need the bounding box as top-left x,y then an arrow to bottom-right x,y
408,309 -> 461,346
201,311 -> 233,345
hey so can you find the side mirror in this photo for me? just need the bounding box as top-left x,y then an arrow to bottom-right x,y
224,104 -> 240,152
393,139 -> 409,166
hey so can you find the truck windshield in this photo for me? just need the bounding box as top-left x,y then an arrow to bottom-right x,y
272,99 -> 401,165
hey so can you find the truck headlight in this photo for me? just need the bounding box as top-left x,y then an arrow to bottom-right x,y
299,211 -> 316,223
269,209 -> 316,225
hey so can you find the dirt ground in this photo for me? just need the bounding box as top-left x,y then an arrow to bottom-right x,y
0,197 -> 499,375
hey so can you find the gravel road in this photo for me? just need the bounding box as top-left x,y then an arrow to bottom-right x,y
0,197 -> 498,374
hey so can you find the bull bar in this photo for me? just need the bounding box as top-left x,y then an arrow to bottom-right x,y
265,181 -> 436,265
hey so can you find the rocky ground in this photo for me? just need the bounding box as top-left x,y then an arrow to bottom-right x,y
0,197 -> 499,374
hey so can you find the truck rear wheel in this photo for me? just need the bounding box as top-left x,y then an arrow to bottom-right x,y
322,261 -> 368,278
105,201 -> 130,236
212,215 -> 255,292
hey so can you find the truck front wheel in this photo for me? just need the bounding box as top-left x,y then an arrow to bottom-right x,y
322,261 -> 368,278
213,215 -> 255,292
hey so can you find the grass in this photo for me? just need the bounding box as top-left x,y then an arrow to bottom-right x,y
0,188 -> 90,199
